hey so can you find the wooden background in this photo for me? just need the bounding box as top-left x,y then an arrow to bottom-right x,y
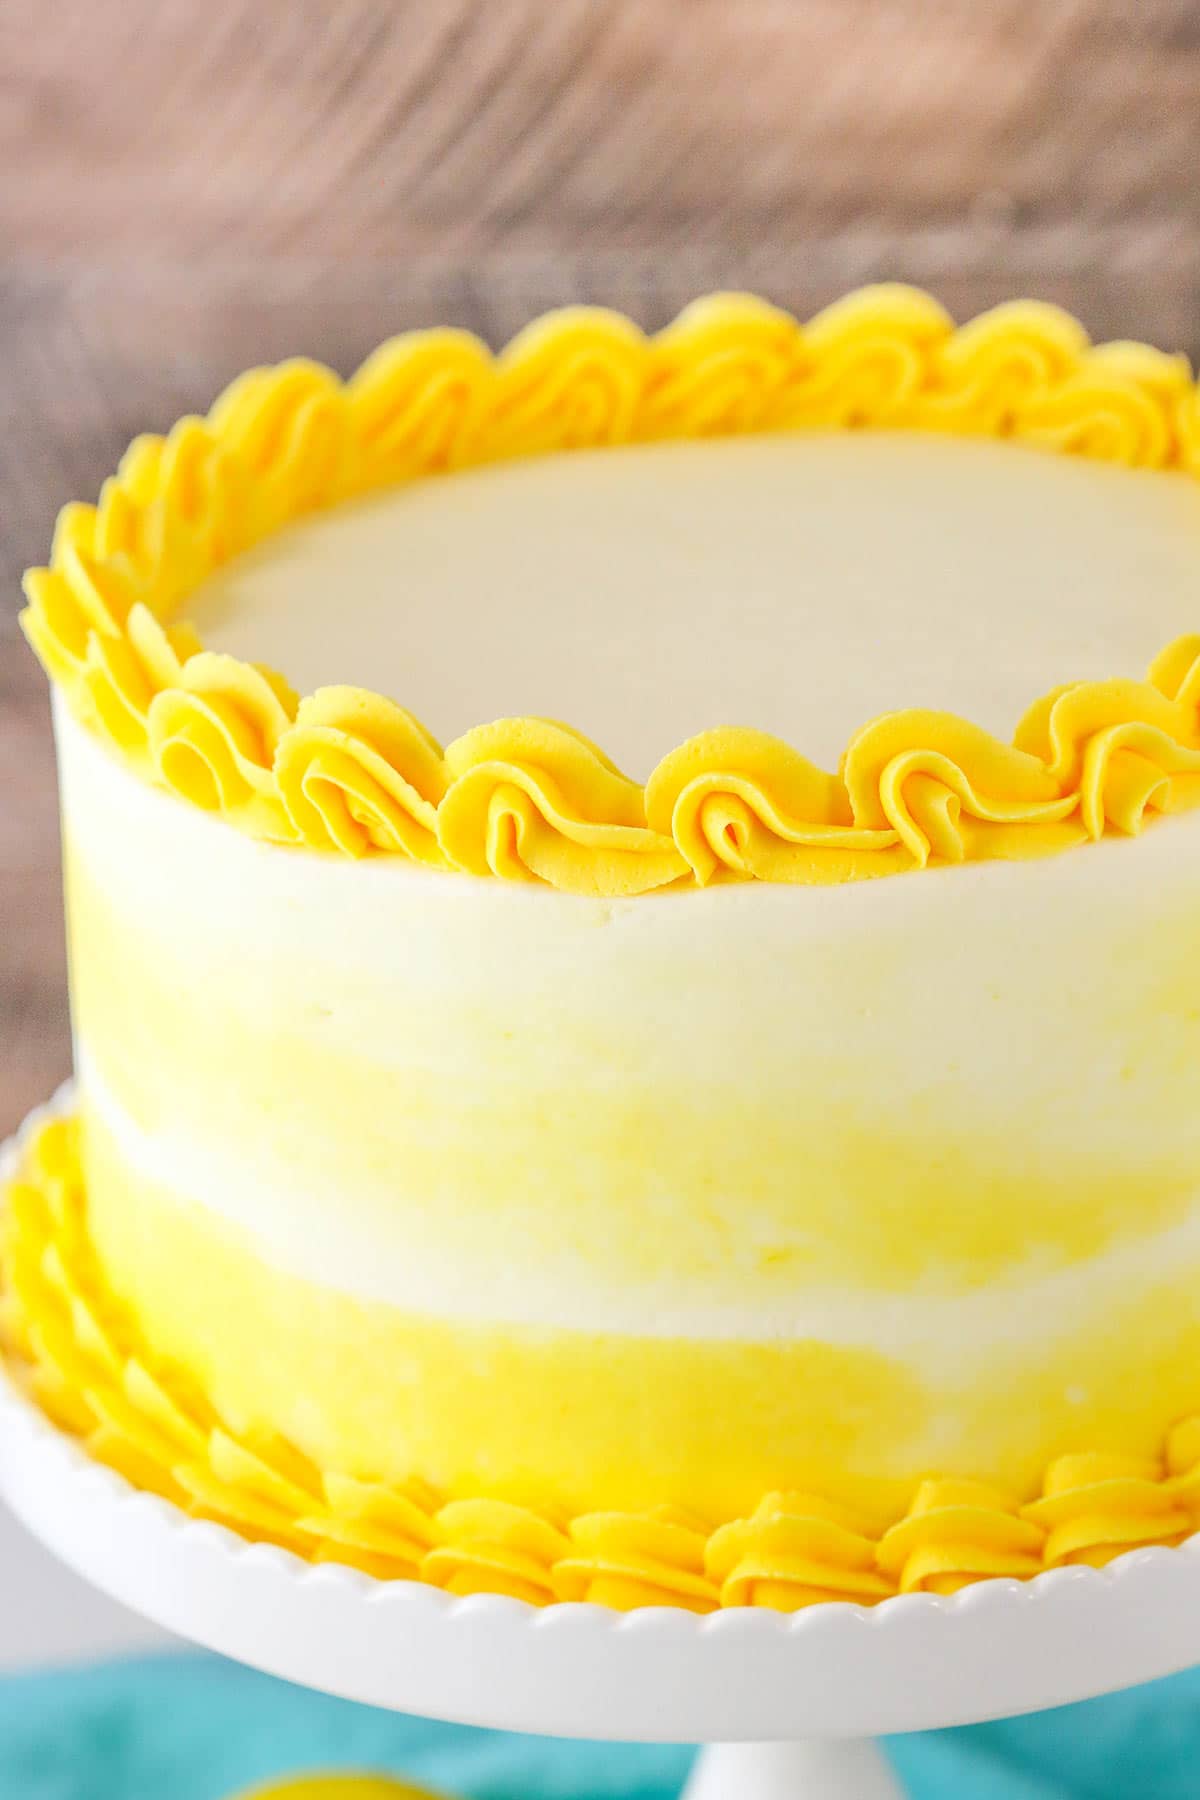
3,0 -> 1200,1135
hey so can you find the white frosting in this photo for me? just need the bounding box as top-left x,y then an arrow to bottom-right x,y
59,697 -> 1200,1156
77,1046 -> 1200,1379
59,706 -> 1200,1375
197,432 -> 1200,772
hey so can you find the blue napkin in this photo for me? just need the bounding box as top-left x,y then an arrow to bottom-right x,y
2,1651 -> 1200,1800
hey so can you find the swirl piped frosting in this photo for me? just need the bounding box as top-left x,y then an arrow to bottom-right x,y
275,689 -> 449,865
22,288 -> 1200,894
877,1480 -> 1045,1595
1022,1454 -> 1194,1568
705,1491 -> 897,1609
6,1114 -> 1200,1612
552,1506 -> 719,1611
423,1500 -> 570,1606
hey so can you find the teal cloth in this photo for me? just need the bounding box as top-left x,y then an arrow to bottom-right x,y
2,1652 -> 1200,1799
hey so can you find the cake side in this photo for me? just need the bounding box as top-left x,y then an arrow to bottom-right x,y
44,706 -> 1200,1537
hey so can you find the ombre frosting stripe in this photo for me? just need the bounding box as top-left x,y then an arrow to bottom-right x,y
20,288 -> 1200,896
5,1113 -> 1200,1615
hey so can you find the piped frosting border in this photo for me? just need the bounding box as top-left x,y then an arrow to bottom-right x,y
4,1112 -> 1200,1612
22,285 -> 1200,895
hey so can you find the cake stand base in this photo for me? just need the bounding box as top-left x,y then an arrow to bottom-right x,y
682,1738 -> 902,1798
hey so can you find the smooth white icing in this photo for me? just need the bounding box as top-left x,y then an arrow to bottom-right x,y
197,432 -> 1200,773
59,705 -> 1200,1373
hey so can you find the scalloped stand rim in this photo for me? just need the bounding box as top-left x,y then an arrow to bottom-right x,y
5,1092 -> 1200,1799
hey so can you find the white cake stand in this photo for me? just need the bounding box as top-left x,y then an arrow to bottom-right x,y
5,1109 -> 1200,1798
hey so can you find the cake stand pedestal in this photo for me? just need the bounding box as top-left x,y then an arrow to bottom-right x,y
6,1372 -> 1200,1799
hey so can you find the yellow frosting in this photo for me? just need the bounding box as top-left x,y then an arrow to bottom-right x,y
4,1113 -> 1200,1614
552,1507 -> 719,1613
22,287 -> 1200,896
876,1480 -> 1045,1595
705,1493 -> 897,1610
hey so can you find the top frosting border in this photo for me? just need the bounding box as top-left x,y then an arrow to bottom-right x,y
21,283 -> 1200,896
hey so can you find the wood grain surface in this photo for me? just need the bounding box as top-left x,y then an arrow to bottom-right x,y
2,0 -> 1199,1134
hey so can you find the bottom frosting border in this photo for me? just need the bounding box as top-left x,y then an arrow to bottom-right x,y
5,1103 -> 1200,1616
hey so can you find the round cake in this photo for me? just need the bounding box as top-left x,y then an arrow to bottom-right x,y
7,286 -> 1200,1611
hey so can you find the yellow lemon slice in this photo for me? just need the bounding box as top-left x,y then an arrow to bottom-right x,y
234,1776 -> 444,1800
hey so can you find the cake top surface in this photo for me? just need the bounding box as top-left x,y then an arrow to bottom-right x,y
20,286 -> 1200,894
199,431 -> 1200,776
